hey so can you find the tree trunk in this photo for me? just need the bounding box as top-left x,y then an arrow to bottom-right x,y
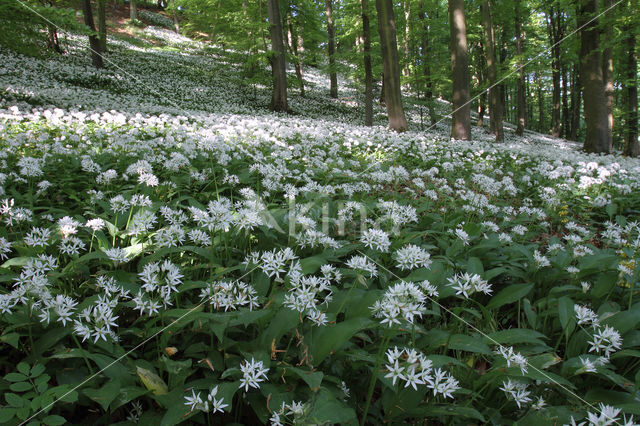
82,0 -> 104,69
515,0 -> 525,135
547,7 -> 565,137
448,0 -> 471,140
403,0 -> 411,77
97,0 -> 107,52
570,64 -> 582,141
362,0 -> 373,125
267,0 -> 289,112
376,0 -> 408,132
536,69 -> 544,132
326,0 -> 338,98
171,0 -> 180,33
602,0 -> 614,151
418,9 -> 437,126
624,27 -> 638,156
288,7 -> 305,97
481,0 -> 503,142
46,25 -> 62,53
579,0 -> 610,153
130,0 -> 137,21
562,66 -> 569,139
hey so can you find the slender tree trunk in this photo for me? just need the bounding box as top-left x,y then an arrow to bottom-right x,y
82,0 -> 104,69
130,0 -> 137,21
515,0 -> 525,135
47,25 -> 62,53
171,0 -> 180,33
570,64 -> 582,141
579,0 -> 610,153
403,0 -> 411,77
476,42 -> 487,127
536,69 -> 544,132
326,0 -> 338,98
97,0 -> 107,52
547,8 -> 564,137
602,0 -> 614,150
362,0 -> 373,126
376,0 -> 408,132
481,0 -> 503,142
562,66 -> 569,138
379,72 -> 385,104
267,0 -> 289,112
624,27 -> 638,156
448,0 -> 471,139
418,9 -> 437,126
288,9 -> 305,97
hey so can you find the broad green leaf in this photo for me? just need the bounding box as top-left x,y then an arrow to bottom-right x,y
486,329 -> 548,346
466,257 -> 484,275
487,284 -> 533,310
42,415 -> 66,425
448,334 -> 491,355
416,405 -> 485,422
10,382 -> 32,392
310,317 -> 374,364
557,296 -> 576,337
287,366 -> 323,391
5,372 -> 28,382
309,388 -> 357,424
83,380 -> 122,411
136,367 -> 168,396
5,393 -> 24,408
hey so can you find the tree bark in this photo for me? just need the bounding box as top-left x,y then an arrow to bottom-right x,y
481,0 -> 503,142
171,0 -> 180,33
570,63 -> 582,141
418,8 -> 437,126
376,0 -> 408,132
97,0 -> 107,52
288,5 -> 305,97
326,0 -> 338,98
624,27 -> 638,156
547,7 -> 565,137
403,0 -> 411,77
267,0 -> 289,112
515,0 -> 525,135
578,0 -> 610,153
601,0 -> 614,151
362,0 -> 373,126
448,0 -> 471,140
130,0 -> 137,21
561,66 -> 569,138
82,0 -> 104,69
536,69 -> 544,132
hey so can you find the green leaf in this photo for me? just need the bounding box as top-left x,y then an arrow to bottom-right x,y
17,362 -> 30,376
309,388 -> 357,424
301,256 -> 327,274
83,380 -> 121,411
5,372 -> 28,382
558,296 -> 576,337
10,382 -> 33,392
30,364 -> 45,378
310,317 -> 374,364
417,404 -> 485,422
0,332 -> 21,349
42,415 -> 66,425
5,393 -> 24,408
136,367 -> 168,395
447,334 -> 491,355
287,367 -> 323,390
486,329 -> 548,346
0,408 -> 16,424
466,257 -> 484,275
487,284 -> 533,310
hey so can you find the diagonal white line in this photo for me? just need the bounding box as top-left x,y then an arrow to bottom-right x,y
19,263 -> 262,426
355,250 -> 624,425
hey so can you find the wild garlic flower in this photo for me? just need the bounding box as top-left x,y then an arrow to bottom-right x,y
24,227 -> 51,247
360,228 -> 391,252
499,379 -> 532,409
58,216 -> 81,238
371,281 -> 429,327
269,401 -> 306,426
494,346 -> 528,374
567,404 -> 624,426
395,245 -> 432,270
533,250 -> 551,268
447,272 -> 492,299
184,386 -> 228,414
384,347 -> 459,397
574,304 -> 599,327
104,247 -> 129,265
588,325 -> 622,358
238,357 -> 269,392
345,255 -> 377,278
0,236 -> 12,260
85,218 -> 105,232
201,280 -> 260,311
139,259 -> 183,305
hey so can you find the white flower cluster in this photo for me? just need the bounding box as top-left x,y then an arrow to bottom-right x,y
283,262 -> 341,326
384,347 -> 459,397
269,400 -> 306,426
371,281 -> 437,327
499,379 -> 532,409
360,228 -> 391,252
446,272 -> 492,299
245,248 -> 298,279
345,255 -> 377,277
238,357 -> 269,392
201,280 -> 260,311
184,386 -> 228,414
494,346 -> 528,374
395,244 -> 432,270
133,260 -> 183,315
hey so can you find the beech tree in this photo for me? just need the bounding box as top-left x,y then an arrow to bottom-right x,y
82,0 -> 103,69
376,0 -> 408,132
481,0 -> 503,142
268,0 -> 289,112
361,0 -> 373,126
449,0 -> 471,140
326,0 -> 338,98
